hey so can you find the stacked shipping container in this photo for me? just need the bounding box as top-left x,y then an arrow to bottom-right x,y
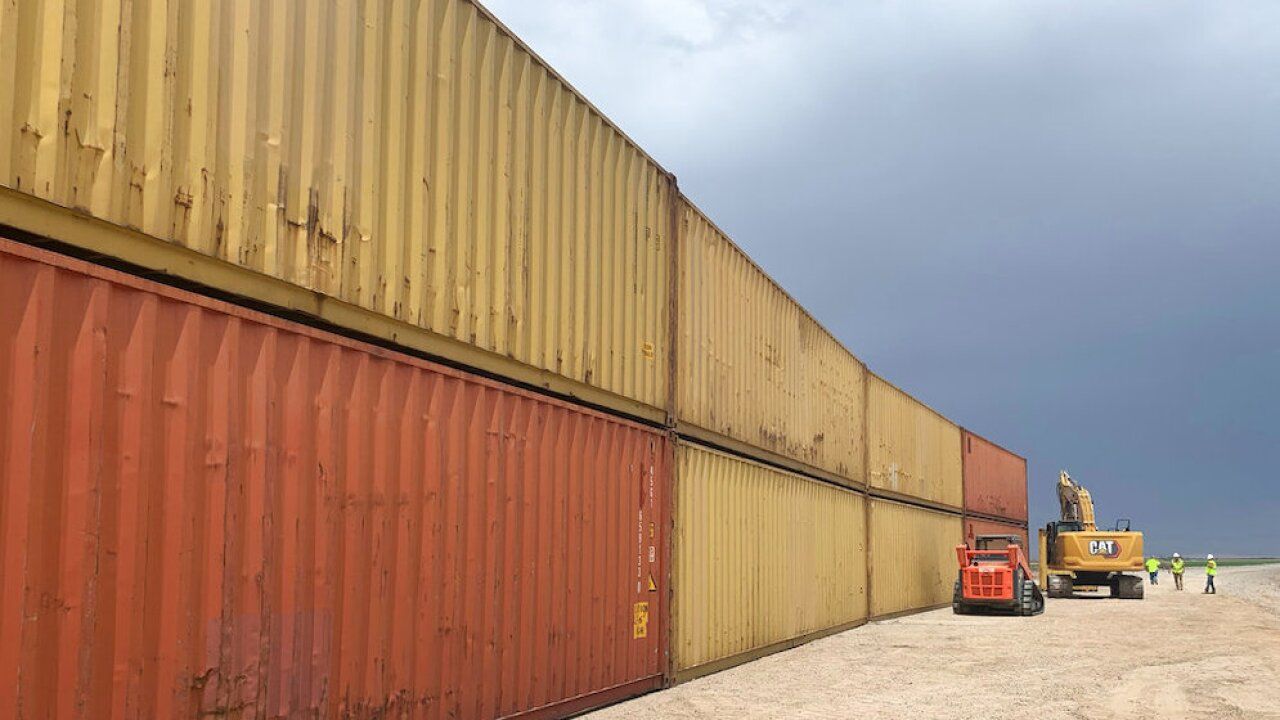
676,203 -> 867,486
868,500 -> 964,618
0,0 -> 1022,715
862,375 -> 967,617
961,430 -> 1029,522
672,443 -> 867,680
867,374 -> 964,511
675,207 -> 965,625
0,240 -> 668,719
0,0 -> 675,424
960,430 -> 1031,552
672,201 -> 878,661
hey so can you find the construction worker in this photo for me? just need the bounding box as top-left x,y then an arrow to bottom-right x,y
1204,554 -> 1217,594
1171,553 -> 1185,590
1145,556 -> 1160,585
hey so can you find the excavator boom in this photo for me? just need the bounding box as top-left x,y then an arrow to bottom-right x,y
1056,470 -> 1096,531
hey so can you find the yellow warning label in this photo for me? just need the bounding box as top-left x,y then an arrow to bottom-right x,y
647,574 -> 658,592
633,602 -> 649,639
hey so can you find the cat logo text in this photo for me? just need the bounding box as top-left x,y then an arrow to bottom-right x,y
1088,540 -> 1121,558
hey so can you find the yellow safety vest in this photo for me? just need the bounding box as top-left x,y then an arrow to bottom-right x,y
1206,560 -> 1217,576
1171,560 -> 1184,574
1145,558 -> 1160,572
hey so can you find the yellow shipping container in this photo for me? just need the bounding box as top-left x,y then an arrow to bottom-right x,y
868,499 -> 962,618
674,441 -> 867,679
0,0 -> 672,420
677,201 -> 866,485
867,373 -> 963,508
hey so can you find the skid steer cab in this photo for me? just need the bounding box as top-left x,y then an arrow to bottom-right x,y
953,534 -> 1045,616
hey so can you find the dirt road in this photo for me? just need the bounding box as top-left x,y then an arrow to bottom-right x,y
586,565 -> 1280,720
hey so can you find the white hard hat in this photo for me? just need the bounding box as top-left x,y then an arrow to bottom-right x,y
1173,553 -> 1180,558
1207,554 -> 1214,560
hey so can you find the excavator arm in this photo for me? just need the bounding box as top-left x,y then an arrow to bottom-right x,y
1057,470 -> 1096,531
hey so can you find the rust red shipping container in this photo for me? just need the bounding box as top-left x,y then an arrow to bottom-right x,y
961,430 -> 1028,524
0,239 -> 668,720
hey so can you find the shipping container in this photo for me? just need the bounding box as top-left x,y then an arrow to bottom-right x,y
868,499 -> 963,618
961,429 -> 1028,523
964,517 -> 1030,552
677,201 -> 866,485
867,374 -> 963,509
672,441 -> 867,680
0,238 -> 668,720
0,0 -> 674,423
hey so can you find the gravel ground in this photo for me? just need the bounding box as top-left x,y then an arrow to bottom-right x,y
586,564 -> 1280,720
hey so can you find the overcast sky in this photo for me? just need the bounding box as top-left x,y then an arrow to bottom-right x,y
486,0 -> 1280,555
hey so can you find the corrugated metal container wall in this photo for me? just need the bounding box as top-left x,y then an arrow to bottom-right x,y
965,517 -> 1030,552
868,500 -> 962,618
677,201 -> 866,484
0,0 -> 672,416
961,430 -> 1028,523
0,239 -> 668,720
673,442 -> 867,679
867,374 -> 963,508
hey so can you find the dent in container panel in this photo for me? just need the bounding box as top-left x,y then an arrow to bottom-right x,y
0,0 -> 673,416
867,373 -> 963,508
0,238 -> 667,720
868,499 -> 962,618
677,200 -> 866,485
674,442 -> 867,679
961,429 -> 1028,523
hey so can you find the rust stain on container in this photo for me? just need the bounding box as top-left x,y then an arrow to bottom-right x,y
0,238 -> 668,719
0,0 -> 673,415
965,517 -> 1030,551
677,200 -> 866,485
868,499 -> 962,618
961,429 -> 1028,523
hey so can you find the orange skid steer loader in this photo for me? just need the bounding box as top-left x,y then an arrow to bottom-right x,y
953,534 -> 1045,616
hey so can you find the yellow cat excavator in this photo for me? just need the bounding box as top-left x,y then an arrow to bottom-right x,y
1038,470 -> 1146,599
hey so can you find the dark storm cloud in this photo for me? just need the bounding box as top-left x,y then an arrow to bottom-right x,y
487,0 -> 1280,554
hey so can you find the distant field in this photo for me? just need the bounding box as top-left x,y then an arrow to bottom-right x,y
1029,558 -> 1278,572
1171,557 -> 1279,568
